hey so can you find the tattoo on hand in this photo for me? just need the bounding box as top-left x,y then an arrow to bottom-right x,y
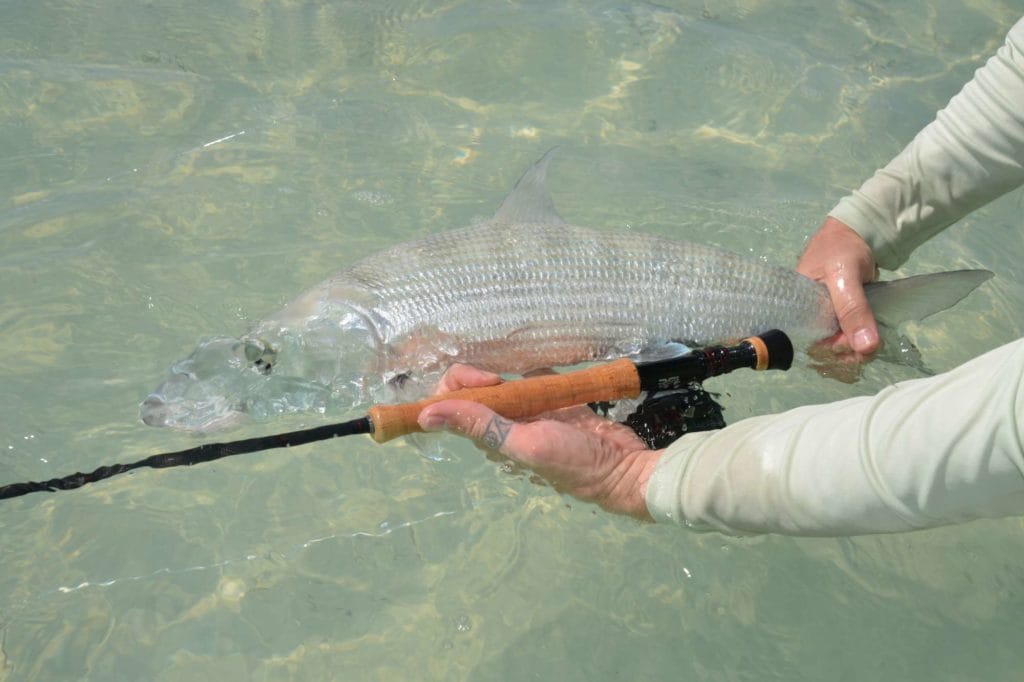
481,415 -> 513,450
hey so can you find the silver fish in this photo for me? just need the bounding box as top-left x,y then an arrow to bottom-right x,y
141,149 -> 992,432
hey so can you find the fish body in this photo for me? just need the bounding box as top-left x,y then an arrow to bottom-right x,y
262,221 -> 834,374
141,150 -> 992,432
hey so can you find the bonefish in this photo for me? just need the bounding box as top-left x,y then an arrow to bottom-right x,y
141,149 -> 992,432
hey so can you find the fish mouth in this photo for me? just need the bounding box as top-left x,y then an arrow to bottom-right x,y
139,394 -> 171,427
139,393 -> 247,433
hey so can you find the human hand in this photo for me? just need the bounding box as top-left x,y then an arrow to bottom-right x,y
797,216 -> 881,360
417,364 -> 661,520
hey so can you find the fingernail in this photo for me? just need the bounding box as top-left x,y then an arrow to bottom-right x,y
418,412 -> 449,431
852,328 -> 874,352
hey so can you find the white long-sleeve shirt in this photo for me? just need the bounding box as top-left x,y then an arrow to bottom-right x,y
647,338 -> 1024,535
646,17 -> 1024,535
830,16 -> 1024,269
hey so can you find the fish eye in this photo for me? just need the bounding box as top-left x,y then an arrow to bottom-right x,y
242,342 -> 262,363
240,339 -> 276,375
386,371 -> 411,388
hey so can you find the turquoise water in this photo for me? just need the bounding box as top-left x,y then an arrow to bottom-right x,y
2,1 -> 1023,679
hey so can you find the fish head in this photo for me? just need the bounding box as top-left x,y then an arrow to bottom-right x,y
140,335 -> 278,432
140,304 -> 386,432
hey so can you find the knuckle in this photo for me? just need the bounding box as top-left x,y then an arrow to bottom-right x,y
443,405 -> 495,442
834,296 -> 867,320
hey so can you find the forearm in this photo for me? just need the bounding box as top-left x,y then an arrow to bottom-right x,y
645,338 -> 1024,536
830,17 -> 1024,269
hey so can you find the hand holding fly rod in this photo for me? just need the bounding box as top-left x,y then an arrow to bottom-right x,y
416,331 -> 792,519
0,331 -> 792,501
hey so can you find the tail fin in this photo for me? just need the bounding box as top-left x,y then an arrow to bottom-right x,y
865,270 -> 993,327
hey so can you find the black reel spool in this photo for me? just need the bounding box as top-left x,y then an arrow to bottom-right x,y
623,384 -> 725,448
591,382 -> 726,449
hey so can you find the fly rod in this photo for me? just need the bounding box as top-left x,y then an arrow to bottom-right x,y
0,330 -> 793,500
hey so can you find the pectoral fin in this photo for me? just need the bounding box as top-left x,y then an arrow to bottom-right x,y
630,341 -> 693,363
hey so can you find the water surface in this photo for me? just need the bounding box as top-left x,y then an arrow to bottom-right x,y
1,1 -> 1023,680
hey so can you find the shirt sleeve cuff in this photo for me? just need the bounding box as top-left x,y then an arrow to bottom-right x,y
644,431 -> 714,528
828,192 -> 909,270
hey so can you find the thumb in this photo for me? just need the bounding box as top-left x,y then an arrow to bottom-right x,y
829,276 -> 880,354
418,399 -> 519,452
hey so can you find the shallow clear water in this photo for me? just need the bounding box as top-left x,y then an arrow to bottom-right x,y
1,1 -> 1023,679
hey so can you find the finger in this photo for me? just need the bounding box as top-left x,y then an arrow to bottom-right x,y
797,217 -> 881,357
433,364 -> 503,395
424,401 -> 543,478
826,274 -> 880,355
418,399 -> 527,454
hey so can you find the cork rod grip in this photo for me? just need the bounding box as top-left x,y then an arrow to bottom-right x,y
367,358 -> 642,443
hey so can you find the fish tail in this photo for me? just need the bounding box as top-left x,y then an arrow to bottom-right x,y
865,269 -> 994,327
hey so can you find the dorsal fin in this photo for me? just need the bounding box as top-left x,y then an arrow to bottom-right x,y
492,147 -> 566,225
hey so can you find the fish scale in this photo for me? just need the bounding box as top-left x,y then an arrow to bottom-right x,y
324,220 -> 833,373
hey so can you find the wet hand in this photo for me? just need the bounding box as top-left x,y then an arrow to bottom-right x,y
797,216 -> 881,360
418,364 -> 661,520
